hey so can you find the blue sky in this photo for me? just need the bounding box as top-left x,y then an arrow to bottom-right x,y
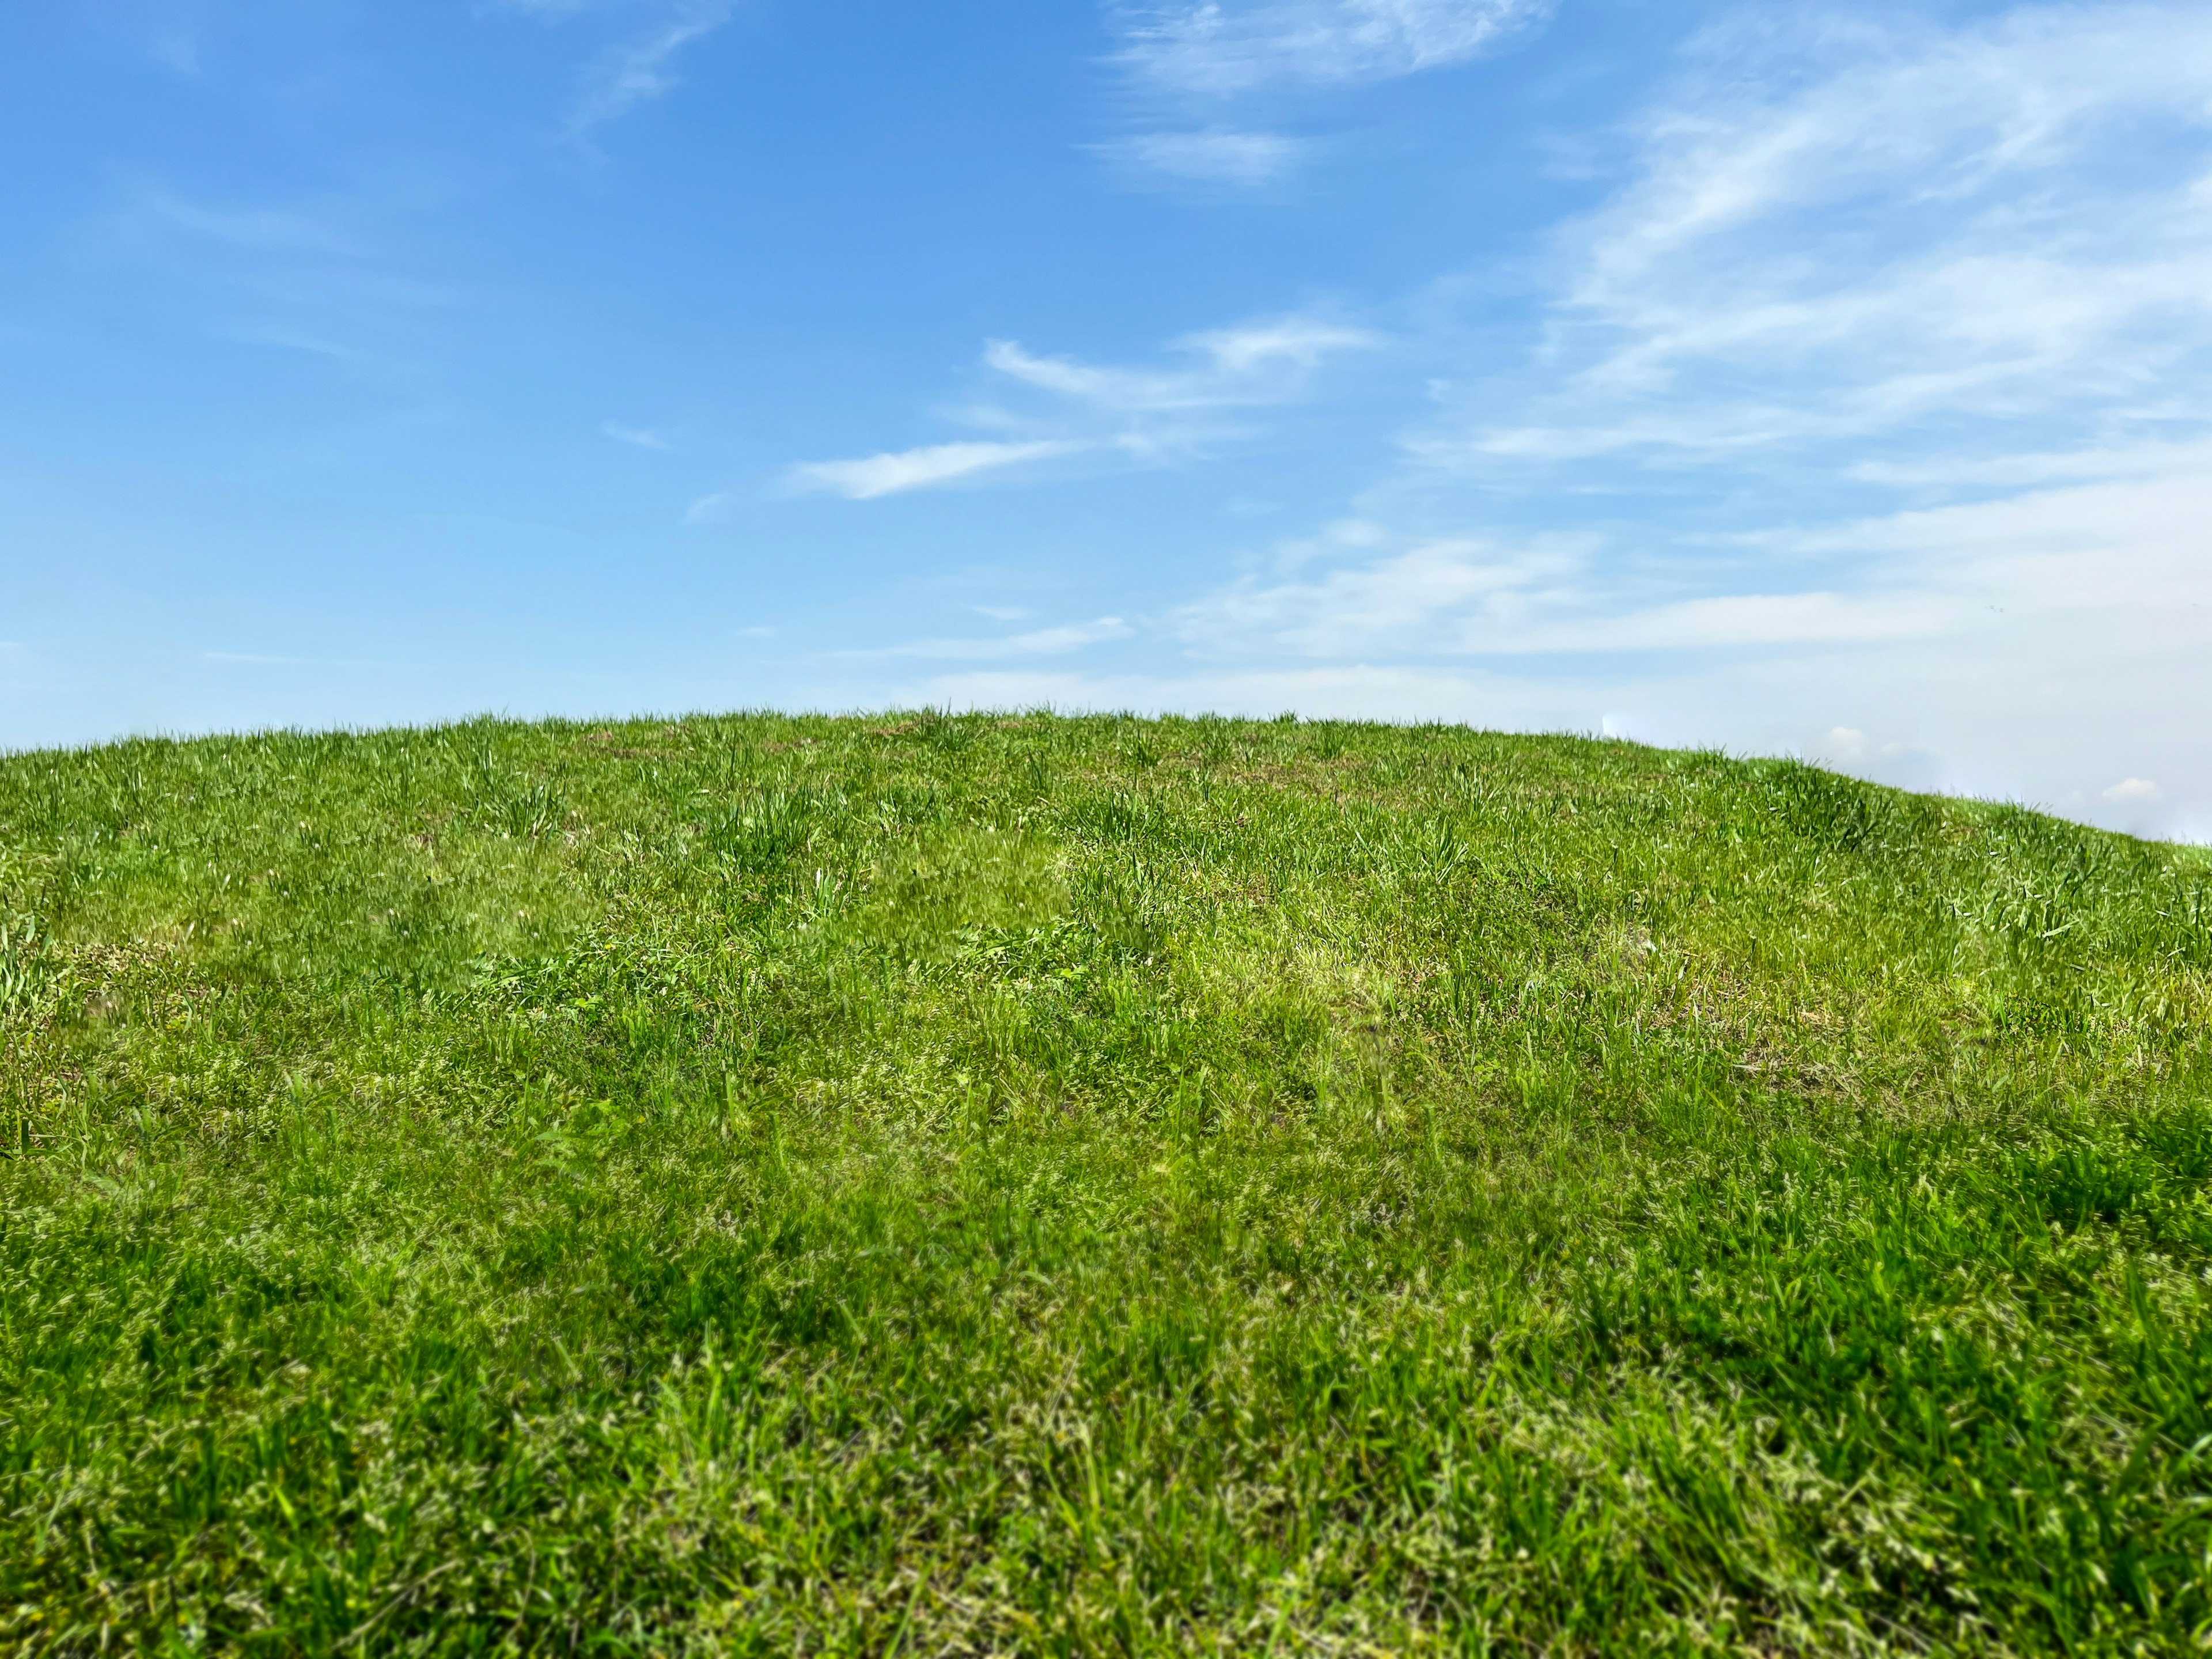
3,0 -> 2209,836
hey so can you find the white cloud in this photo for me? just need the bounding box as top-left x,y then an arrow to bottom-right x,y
1113,0 -> 1551,96
1845,441 -> 2212,490
570,1 -> 732,134
1100,0 -> 1550,184
603,422 -> 671,449
983,318 -> 1376,414
1094,128 -> 1309,185
1175,536 -> 1959,659
1423,5 -> 2212,469
1822,726 -> 1869,761
856,618 -> 1136,661
2105,777 -> 2165,804
1179,538 -> 1578,656
1754,441 -> 2212,619
789,315 -> 1374,499
786,440 -> 1088,500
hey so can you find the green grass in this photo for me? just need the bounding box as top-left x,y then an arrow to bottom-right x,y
3,711 -> 2211,1656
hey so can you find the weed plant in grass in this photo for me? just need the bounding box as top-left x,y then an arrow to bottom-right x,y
3,713 -> 2211,1655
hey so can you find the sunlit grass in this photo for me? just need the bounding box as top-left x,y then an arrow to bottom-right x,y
3,711 -> 2209,1654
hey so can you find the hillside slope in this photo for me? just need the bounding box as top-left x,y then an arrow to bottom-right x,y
3,713 -> 2210,1654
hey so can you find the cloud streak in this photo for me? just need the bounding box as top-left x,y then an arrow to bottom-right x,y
1174,537 -> 1959,660
786,315 -> 1375,498
852,617 -> 1137,661
1102,0 -> 1550,184
570,1 -> 732,134
1112,0 -> 1551,95
984,318 -> 1374,412
786,440 -> 1090,500
1422,4 -> 2212,470
1092,128 -> 1309,185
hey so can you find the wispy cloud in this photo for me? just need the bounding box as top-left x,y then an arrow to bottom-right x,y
603,422 -> 671,449
1180,538 -> 1580,657
984,318 -> 1375,412
787,440 -> 1091,500
2105,777 -> 2165,805
1194,411 -> 2212,670
851,618 -> 1136,661
1174,536 -> 1956,660
570,1 -> 732,134
94,183 -> 448,380
1102,0 -> 1551,184
786,315 -> 1375,498
1092,128 -> 1309,185
1112,0 -> 1551,95
1420,4 -> 2212,470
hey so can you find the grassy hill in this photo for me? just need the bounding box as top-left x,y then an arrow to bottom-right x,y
3,712 -> 2210,1655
